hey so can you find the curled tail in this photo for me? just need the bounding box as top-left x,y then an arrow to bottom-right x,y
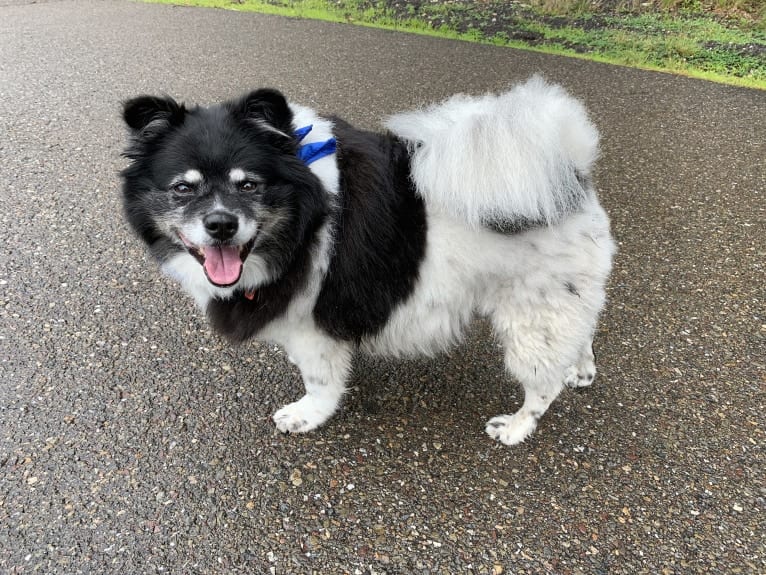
385,76 -> 600,229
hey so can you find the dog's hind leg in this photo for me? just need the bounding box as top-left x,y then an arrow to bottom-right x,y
485,345 -> 571,447
563,340 -> 597,389
273,331 -> 352,434
484,281 -> 604,446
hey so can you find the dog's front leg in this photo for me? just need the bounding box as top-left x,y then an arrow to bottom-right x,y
273,332 -> 352,434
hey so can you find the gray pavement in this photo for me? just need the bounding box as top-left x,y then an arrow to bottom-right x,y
1,1 -> 764,573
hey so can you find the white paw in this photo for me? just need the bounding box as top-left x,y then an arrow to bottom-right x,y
563,361 -> 596,388
273,395 -> 335,434
485,412 -> 538,446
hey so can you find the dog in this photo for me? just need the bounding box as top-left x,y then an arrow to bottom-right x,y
120,76 -> 615,446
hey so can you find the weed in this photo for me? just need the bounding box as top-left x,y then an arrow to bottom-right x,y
144,0 -> 766,89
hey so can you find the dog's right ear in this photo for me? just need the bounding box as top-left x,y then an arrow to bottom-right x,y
122,95 -> 186,134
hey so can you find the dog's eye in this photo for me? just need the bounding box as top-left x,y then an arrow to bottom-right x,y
239,181 -> 261,193
171,182 -> 194,194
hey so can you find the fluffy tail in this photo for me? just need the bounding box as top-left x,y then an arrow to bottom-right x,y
385,76 -> 599,228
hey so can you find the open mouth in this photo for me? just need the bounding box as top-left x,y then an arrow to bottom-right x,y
178,233 -> 256,287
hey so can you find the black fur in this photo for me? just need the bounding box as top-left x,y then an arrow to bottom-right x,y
121,91 -> 309,258
119,80 -> 613,445
205,149 -> 328,342
121,90 -> 328,342
312,119 -> 427,341
120,91 -> 427,346
207,246 -> 315,343
482,216 -> 542,235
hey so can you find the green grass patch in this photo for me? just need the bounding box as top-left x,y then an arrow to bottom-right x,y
144,0 -> 766,89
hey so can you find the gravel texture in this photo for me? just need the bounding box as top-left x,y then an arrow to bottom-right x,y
0,1 -> 764,574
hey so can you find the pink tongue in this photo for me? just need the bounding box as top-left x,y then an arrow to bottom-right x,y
203,245 -> 242,286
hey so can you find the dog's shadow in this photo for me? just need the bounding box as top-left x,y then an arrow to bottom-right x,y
346,320 -> 516,418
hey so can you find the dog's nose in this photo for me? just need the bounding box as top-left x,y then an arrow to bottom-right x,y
203,211 -> 239,241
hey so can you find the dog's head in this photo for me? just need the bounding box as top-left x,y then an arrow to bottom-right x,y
120,89 -> 326,296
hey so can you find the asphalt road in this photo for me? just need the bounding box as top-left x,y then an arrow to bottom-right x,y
1,1 -> 764,573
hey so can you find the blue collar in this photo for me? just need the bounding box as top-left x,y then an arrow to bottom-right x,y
294,124 -> 336,165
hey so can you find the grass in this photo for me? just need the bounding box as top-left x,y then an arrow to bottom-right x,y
145,0 -> 766,89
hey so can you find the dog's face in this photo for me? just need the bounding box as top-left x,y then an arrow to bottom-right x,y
120,89 -> 326,295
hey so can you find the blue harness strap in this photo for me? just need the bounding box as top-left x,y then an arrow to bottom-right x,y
294,124 -> 337,166
293,125 -> 313,141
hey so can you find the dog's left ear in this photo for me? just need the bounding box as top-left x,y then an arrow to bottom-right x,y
234,88 -> 293,135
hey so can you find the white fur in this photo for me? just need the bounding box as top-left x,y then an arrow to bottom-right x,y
289,103 -> 340,195
385,76 -> 600,227
161,203 -> 295,310
265,195 -> 614,445
251,118 -> 291,140
158,196 -> 263,309
563,343 -> 596,388
160,78 -> 615,446
160,106 -> 340,310
182,169 -> 203,184
272,329 -> 352,433
178,204 -> 258,249
259,218 -> 346,432
364,196 -> 614,360
161,250 -> 272,309
229,168 -> 246,183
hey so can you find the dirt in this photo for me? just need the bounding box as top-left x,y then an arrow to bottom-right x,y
376,0 -> 766,63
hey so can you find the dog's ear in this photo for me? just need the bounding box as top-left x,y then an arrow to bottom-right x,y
234,88 -> 293,135
122,95 -> 186,134
122,96 -> 186,160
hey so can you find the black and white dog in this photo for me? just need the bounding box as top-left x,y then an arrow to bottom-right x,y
120,76 -> 615,445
